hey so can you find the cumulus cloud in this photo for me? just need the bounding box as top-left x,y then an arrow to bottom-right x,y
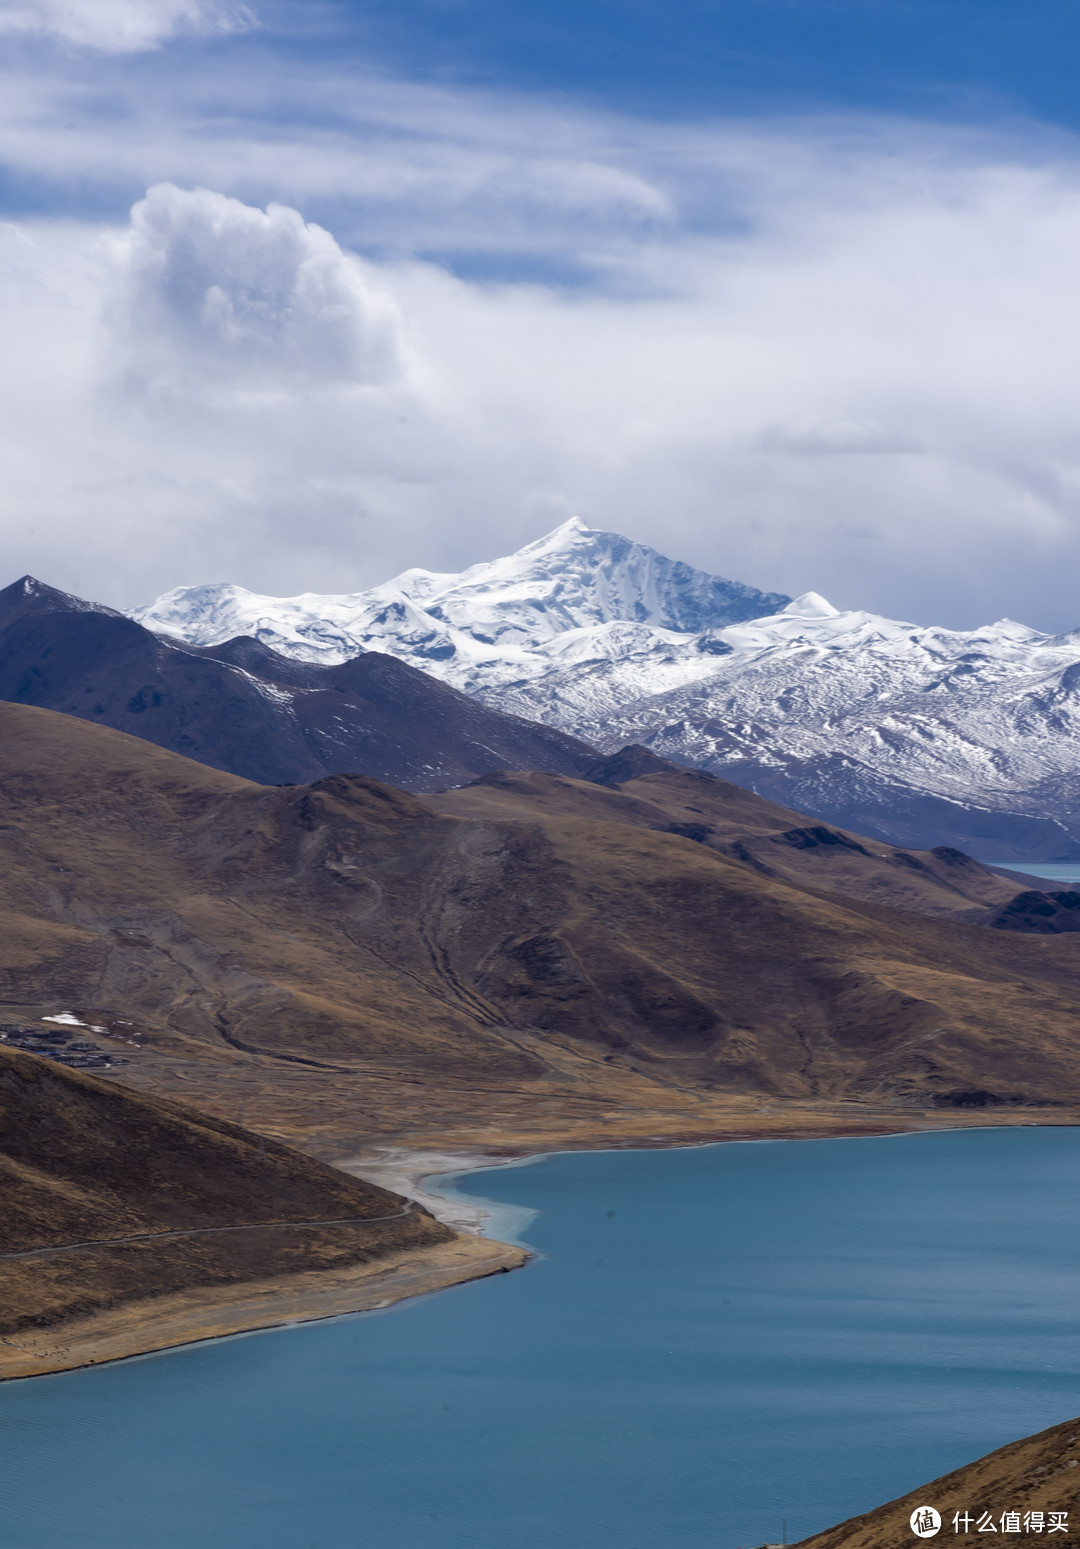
0,0 -> 253,52
109,184 -> 406,395
0,204 -> 444,608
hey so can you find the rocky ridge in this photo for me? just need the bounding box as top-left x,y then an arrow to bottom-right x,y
0,575 -> 597,790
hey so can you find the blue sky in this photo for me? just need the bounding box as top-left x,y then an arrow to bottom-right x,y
5,1 -> 1080,236
2,0 -> 1080,629
315,0 -> 1080,124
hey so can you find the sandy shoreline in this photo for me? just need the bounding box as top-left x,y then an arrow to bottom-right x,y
6,1110 -> 1076,1384
0,1232 -> 529,1382
0,1150 -> 538,1384
339,1147 -> 536,1235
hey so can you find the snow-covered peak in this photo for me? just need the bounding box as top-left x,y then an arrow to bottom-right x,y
121,519 -> 1080,857
131,520 -> 792,672
494,513 -> 590,560
387,567 -> 458,603
980,618 -> 1046,645
137,582 -> 259,643
778,591 -> 841,620
429,520 -> 791,645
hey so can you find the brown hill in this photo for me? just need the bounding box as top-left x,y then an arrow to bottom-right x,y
798,1414 -> 1080,1549
3,702 -> 1080,1164
442,751 -> 1026,919
0,1040 -> 455,1365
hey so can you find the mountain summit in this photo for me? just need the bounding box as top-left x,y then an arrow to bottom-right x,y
406,516 -> 792,642
132,519 -> 791,691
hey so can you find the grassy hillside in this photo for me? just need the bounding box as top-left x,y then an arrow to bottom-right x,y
2,701 -> 1080,1161
0,1043 -> 450,1337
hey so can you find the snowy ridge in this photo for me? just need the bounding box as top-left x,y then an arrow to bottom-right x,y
132,516 -> 792,695
134,520 -> 1080,857
543,600 -> 1080,856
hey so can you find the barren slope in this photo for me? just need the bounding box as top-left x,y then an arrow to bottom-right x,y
432,749 -> 1029,920
0,1041 -> 451,1350
3,703 -> 1080,1161
798,1415 -> 1080,1549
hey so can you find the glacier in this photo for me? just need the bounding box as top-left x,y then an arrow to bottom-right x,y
133,516 -> 1080,859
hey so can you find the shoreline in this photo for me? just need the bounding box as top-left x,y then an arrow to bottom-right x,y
337,1147 -> 532,1235
5,1108 -> 1076,1383
320,1099 -> 1080,1173
340,1111 -> 1080,1232
338,1147 -> 547,1242
0,1232 -> 529,1383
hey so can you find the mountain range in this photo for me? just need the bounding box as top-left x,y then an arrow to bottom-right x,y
133,518 -> 1080,860
0,575 -> 596,789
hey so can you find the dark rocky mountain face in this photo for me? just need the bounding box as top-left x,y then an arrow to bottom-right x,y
0,576 -> 599,790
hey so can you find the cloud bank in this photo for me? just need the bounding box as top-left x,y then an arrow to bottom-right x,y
3,46 -> 1080,630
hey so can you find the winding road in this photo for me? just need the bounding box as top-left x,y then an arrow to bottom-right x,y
1,1201 -> 419,1263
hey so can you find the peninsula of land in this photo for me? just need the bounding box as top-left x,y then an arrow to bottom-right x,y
0,1040 -> 532,1381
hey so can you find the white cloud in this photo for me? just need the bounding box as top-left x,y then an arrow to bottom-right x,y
109,184 -> 406,395
0,51 -> 674,260
0,0 -> 254,52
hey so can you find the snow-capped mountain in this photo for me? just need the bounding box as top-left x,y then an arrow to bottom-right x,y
133,518 -> 1080,859
132,517 -> 791,695
555,597 -> 1080,861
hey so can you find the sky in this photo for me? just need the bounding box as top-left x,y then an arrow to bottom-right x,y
3,0 -> 1080,629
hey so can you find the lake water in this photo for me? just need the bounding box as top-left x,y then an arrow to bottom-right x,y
2,1129 -> 1080,1549
990,863 -> 1080,885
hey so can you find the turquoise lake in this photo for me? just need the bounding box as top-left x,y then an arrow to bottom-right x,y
3,1128 -> 1080,1549
990,863 -> 1080,885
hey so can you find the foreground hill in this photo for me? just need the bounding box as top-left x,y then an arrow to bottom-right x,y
0,1041 -> 526,1378
3,703 -> 1080,1162
798,1414 -> 1080,1549
0,575 -> 597,789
